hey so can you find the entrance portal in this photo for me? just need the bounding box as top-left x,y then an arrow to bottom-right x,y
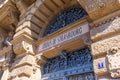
42,47 -> 95,80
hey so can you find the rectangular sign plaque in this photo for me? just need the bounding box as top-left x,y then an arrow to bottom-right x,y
38,23 -> 89,53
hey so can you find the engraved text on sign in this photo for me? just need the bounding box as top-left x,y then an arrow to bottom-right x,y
38,23 -> 89,53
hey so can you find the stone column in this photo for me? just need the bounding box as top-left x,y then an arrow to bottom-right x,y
8,20 -> 40,80
8,34 -> 36,80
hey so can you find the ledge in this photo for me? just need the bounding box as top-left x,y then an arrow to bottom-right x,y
36,18 -> 90,58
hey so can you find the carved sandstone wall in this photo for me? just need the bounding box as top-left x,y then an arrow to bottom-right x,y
0,0 -> 120,80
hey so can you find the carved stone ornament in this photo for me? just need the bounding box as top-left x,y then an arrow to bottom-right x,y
13,41 -> 34,55
106,47 -> 120,78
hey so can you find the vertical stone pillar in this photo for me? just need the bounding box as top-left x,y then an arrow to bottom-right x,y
90,17 -> 120,80
9,20 -> 39,80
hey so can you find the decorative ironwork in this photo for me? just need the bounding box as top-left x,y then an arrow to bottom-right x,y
44,6 -> 87,36
42,47 -> 93,75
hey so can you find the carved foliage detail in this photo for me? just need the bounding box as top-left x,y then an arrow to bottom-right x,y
107,47 -> 120,78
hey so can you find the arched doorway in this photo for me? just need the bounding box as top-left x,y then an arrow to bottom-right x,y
42,47 -> 95,80
41,6 -> 95,80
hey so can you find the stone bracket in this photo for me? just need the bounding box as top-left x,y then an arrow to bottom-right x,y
13,41 -> 34,55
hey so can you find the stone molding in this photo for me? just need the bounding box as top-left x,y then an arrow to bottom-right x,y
90,16 -> 120,42
91,35 -> 120,57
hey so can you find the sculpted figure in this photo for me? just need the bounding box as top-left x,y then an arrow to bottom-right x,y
107,47 -> 120,78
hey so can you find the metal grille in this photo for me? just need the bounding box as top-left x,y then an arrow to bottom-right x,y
42,47 -> 93,75
44,6 -> 87,36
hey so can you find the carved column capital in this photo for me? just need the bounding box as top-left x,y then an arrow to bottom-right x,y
106,47 -> 120,78
13,41 -> 34,55
12,33 -> 35,55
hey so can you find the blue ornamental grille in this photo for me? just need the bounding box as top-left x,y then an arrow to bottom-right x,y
42,47 -> 93,75
44,6 -> 87,36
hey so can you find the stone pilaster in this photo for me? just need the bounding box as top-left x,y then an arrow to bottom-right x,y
90,16 -> 120,79
9,14 -> 40,80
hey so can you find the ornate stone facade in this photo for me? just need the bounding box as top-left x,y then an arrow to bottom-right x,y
107,47 -> 120,78
0,0 -> 120,80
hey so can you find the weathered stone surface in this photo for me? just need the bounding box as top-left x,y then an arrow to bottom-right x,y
10,65 -> 33,77
14,27 -> 38,40
30,66 -> 41,80
12,55 -> 35,68
13,41 -> 34,55
78,0 -> 120,20
106,47 -> 120,78
12,76 -> 29,80
94,57 -> 108,76
16,21 -> 41,34
0,0 -> 19,31
36,55 -> 47,66
0,0 -> 8,8
0,28 -> 7,49
1,69 -> 9,80
91,35 -> 120,57
90,17 -> 120,41
0,45 -> 12,56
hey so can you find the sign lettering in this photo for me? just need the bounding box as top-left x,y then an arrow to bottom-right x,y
38,24 -> 89,53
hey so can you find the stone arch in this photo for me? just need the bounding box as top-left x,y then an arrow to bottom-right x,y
44,5 -> 88,36
15,0 -> 88,40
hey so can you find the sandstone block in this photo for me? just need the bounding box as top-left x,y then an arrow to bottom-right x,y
90,17 -> 120,41
12,55 -> 35,68
91,35 -> 120,57
78,0 -> 120,20
13,41 -> 34,55
16,21 -> 41,34
94,57 -> 109,76
14,27 -> 38,39
10,65 -> 33,77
